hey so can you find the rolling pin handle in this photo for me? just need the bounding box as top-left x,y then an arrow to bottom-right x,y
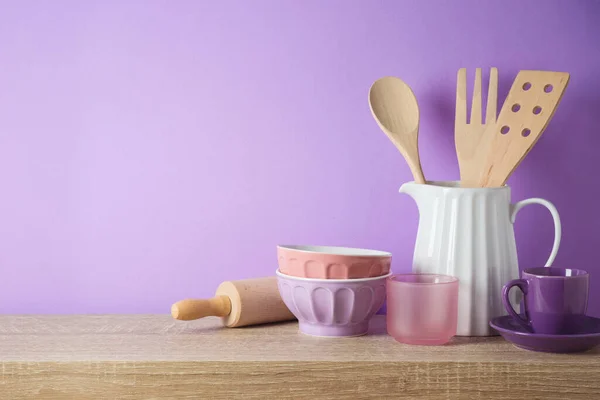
171,296 -> 232,321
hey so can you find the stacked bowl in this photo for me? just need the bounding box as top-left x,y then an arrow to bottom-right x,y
276,245 -> 392,337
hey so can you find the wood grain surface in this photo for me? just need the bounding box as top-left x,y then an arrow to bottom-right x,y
1,315 -> 599,399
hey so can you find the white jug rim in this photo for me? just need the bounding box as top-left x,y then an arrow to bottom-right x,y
403,180 -> 510,191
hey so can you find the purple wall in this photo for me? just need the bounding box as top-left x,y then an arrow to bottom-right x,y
1,0 -> 599,316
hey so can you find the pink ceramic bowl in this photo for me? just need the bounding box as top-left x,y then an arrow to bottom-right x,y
276,269 -> 390,337
277,245 -> 392,279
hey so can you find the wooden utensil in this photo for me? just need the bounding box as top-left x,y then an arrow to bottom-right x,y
467,70 -> 570,188
171,276 -> 296,327
369,76 -> 426,184
455,67 -> 498,186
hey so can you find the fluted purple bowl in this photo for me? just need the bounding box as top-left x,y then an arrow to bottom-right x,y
276,269 -> 390,337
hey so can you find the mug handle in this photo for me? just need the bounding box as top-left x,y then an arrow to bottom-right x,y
510,198 -> 561,266
502,279 -> 531,330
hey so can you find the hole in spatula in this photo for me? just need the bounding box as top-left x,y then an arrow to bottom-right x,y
511,104 -> 521,112
501,126 -> 510,134
533,106 -> 542,115
544,84 -> 553,93
522,128 -> 531,137
522,82 -> 532,91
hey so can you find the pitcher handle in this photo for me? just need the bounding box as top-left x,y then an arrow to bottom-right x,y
510,198 -> 561,266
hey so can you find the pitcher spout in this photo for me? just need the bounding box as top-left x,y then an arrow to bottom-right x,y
399,181 -> 428,212
399,181 -> 419,198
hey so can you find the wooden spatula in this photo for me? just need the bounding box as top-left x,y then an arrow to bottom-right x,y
466,70 -> 570,187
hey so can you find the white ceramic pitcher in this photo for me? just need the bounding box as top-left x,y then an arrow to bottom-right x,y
399,181 -> 561,336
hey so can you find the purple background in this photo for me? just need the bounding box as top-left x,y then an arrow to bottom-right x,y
1,0 -> 599,316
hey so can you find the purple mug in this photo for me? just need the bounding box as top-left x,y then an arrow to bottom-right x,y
502,267 -> 589,334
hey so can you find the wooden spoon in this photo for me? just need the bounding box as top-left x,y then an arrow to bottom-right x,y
369,77 -> 426,184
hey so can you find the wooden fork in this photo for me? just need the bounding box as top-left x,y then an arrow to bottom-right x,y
455,67 -> 498,186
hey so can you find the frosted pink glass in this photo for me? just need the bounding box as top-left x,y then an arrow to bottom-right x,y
386,274 -> 459,345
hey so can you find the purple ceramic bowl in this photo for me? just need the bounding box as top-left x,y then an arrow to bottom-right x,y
276,269 -> 390,337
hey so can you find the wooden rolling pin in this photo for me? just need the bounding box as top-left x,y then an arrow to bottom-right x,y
171,276 -> 296,327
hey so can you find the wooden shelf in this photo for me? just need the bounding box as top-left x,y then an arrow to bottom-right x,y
1,315 -> 599,399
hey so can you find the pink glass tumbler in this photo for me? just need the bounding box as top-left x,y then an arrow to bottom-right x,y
387,274 -> 459,345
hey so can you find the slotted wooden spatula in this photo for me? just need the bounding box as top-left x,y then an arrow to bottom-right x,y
466,70 -> 570,187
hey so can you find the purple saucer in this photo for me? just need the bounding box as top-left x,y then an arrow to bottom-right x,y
489,315 -> 600,353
